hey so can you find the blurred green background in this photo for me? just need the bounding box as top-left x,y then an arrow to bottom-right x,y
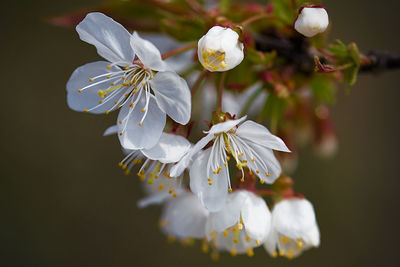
1,0 -> 399,266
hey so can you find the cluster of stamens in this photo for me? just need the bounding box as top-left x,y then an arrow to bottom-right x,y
207,130 -> 271,191
77,62 -> 154,134
271,235 -> 305,259
201,48 -> 228,71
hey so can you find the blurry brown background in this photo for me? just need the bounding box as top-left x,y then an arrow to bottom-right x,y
1,0 -> 400,266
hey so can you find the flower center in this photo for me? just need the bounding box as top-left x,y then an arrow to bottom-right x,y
201,48 -> 227,71
78,62 -> 154,127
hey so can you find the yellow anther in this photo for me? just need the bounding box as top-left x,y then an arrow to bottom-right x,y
226,156 -> 230,161
138,122 -> 142,126
243,160 -> 248,163
286,249 -> 295,259
280,236 -> 291,244
147,179 -> 154,185
224,162 -> 227,166
207,178 -> 211,181
119,132 -> 123,136
201,244 -> 209,253
230,249 -> 237,256
121,164 -> 127,170
246,247 -> 254,257
122,76 -> 126,80
223,230 -> 228,237
114,101 -> 118,105
228,188 -> 232,193
158,184 -> 165,190
256,240 -> 260,245
124,170 -> 130,175
256,170 -> 260,174
123,66 -> 129,70
107,65 -> 112,69
220,61 -> 227,69
238,153 -> 244,157
119,120 -> 122,124
208,182 -> 212,186
118,162 -> 123,167
251,158 -> 255,162
279,249 -> 285,256
129,103 -> 133,107
89,78 -> 94,82
110,82 -> 115,86
210,230 -> 216,236
84,109 -> 88,112
122,82 -> 129,86
98,100 -> 103,104
249,170 -> 253,175
141,108 -> 145,113
105,110 -> 109,115
172,193 -> 178,198
272,251 -> 278,258
240,178 -> 245,182
168,189 -> 173,194
266,172 -> 270,177
210,251 -> 219,261
237,223 -> 243,230
245,236 -> 251,242
106,75 -> 110,79
260,179 -> 265,184
78,89 -> 82,93
297,239 -> 304,250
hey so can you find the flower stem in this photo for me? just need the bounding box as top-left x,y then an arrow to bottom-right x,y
217,72 -> 227,112
241,13 -> 276,27
162,43 -> 197,60
191,70 -> 208,98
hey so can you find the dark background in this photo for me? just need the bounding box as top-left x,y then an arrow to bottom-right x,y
1,0 -> 399,266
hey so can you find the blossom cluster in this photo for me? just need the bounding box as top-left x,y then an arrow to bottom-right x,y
65,4 -> 330,260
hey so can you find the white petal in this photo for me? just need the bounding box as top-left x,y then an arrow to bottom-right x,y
206,191 -> 246,233
131,32 -> 168,72
263,230 -> 279,256
272,198 -> 317,240
103,125 -> 118,136
76,12 -> 134,63
161,193 -> 209,238
118,94 -> 166,149
236,120 -> 290,152
137,191 -> 171,208
206,116 -> 247,135
169,133 -> 214,177
241,191 -> 271,241
141,133 -> 191,163
189,148 -> 228,212
303,224 -> 320,247
150,71 -> 191,124
66,61 -> 125,114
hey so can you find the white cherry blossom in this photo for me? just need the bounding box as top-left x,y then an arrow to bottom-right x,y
294,6 -> 329,37
66,12 -> 191,150
198,26 -> 244,72
264,198 -> 320,259
170,116 -> 290,212
205,190 -> 271,256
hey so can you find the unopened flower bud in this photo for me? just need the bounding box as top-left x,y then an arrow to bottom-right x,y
198,26 -> 244,72
294,6 -> 329,37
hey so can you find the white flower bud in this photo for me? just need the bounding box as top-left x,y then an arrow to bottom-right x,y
294,6 -> 329,37
198,26 -> 244,72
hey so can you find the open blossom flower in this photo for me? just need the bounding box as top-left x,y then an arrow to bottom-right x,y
66,12 -> 191,149
205,190 -> 271,257
294,6 -> 329,37
159,192 -> 209,241
171,116 -> 290,211
105,129 -> 191,206
198,26 -> 244,72
264,198 -> 320,259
